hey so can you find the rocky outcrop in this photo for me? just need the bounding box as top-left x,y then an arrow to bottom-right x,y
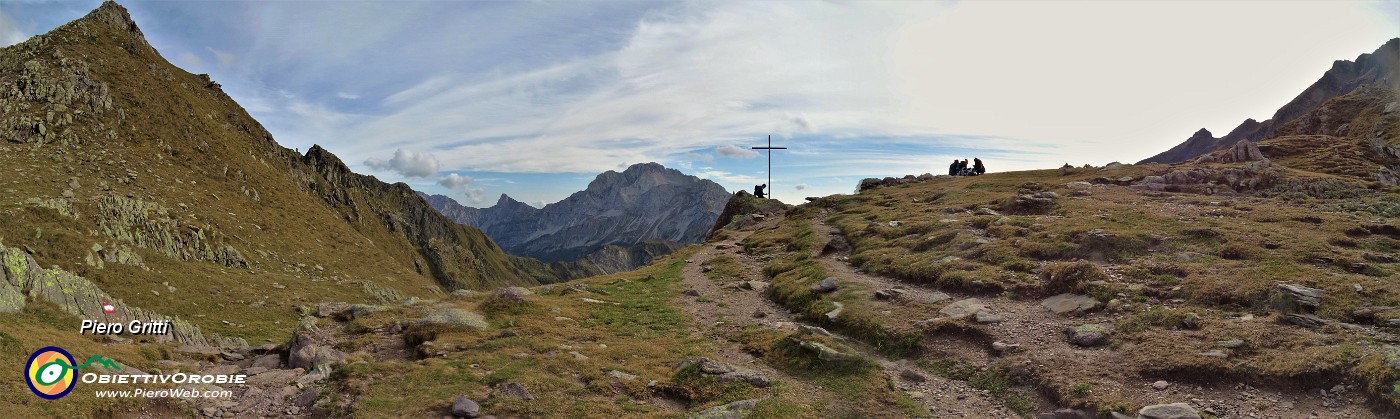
1141,38 -> 1398,164
1,243 -> 242,347
424,163 -> 729,267
707,190 -> 789,238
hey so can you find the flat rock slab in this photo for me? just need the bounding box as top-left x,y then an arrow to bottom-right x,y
1042,294 -> 1100,316
940,298 -> 986,320
1137,402 -> 1201,419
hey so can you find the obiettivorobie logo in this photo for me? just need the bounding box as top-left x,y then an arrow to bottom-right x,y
25,346 -> 120,400
25,346 -> 246,400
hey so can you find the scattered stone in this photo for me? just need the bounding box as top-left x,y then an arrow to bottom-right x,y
939,298 -> 987,320
1066,181 -> 1093,190
1137,402 -> 1201,419
825,302 -> 844,320
683,289 -> 701,297
497,382 -> 534,400
1199,350 -> 1228,359
1152,380 -> 1171,390
451,396 -> 480,418
569,351 -> 589,361
739,281 -> 767,291
810,277 -> 839,293
701,265 -> 714,273
1066,324 -> 1110,347
1041,294 -> 1100,316
974,311 -> 1005,324
752,310 -> 766,318
975,208 -> 1000,216
991,341 -> 1020,355
691,399 -> 758,419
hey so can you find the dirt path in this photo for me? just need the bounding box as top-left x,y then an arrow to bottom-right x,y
674,216 -> 1020,417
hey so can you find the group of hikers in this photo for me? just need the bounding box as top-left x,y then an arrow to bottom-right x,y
749,157 -> 986,199
949,158 -> 986,176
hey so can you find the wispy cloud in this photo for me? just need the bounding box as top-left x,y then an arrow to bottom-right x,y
715,144 -> 758,159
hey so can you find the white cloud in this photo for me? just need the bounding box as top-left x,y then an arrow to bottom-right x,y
716,144 -> 759,159
336,92 -> 360,100
436,173 -> 474,189
364,148 -> 440,178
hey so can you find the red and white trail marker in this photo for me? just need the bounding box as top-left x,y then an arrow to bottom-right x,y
102,301 -> 117,315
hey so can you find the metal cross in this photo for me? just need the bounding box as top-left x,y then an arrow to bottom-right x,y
751,135 -> 786,200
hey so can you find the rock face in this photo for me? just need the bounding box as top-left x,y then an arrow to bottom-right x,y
423,163 -> 729,271
1140,38 -> 1398,164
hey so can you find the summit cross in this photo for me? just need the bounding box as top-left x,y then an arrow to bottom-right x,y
751,135 -> 787,200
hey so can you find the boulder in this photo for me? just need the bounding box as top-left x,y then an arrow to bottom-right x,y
810,277 -> 839,293
451,396 -> 481,418
939,298 -> 987,320
792,338 -> 861,363
825,302 -> 844,320
1272,283 -> 1322,313
1137,402 -> 1201,419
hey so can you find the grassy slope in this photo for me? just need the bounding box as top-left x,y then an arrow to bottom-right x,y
761,157 -> 1400,411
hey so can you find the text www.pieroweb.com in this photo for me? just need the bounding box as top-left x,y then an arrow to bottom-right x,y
94,388 -> 232,398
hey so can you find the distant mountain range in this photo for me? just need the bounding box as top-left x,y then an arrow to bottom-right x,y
422,162 -> 731,273
1140,38 -> 1398,164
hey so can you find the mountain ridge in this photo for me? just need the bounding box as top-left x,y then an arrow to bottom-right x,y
1140,38 -> 1399,164
423,162 -> 730,268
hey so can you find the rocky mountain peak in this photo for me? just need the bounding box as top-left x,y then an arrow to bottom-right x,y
1190,128 -> 1213,138
1140,38 -> 1398,164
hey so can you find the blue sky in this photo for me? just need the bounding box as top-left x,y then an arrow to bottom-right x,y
3,1 -> 1397,206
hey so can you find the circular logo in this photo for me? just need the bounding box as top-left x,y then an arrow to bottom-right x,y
26,346 -> 77,400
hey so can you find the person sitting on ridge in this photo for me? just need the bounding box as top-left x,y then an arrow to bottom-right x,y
948,159 -> 959,176
754,184 -> 767,199
973,158 -> 986,175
